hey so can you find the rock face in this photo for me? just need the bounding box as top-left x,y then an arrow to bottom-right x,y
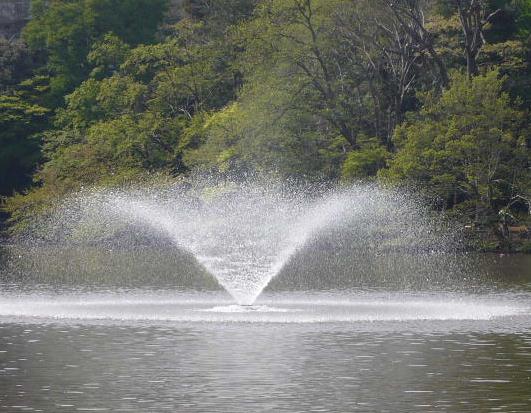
0,0 -> 31,39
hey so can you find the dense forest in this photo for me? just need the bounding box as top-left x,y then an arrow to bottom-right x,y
0,0 -> 530,251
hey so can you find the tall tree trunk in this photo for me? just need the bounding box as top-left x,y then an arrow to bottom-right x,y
455,0 -> 499,79
384,0 -> 449,88
465,48 -> 479,77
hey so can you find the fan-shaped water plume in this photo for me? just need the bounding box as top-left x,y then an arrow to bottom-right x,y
14,179 -> 461,305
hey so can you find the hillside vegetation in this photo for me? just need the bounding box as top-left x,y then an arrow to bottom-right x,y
0,0 -> 530,250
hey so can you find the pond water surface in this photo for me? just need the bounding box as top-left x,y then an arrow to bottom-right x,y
0,250 -> 530,412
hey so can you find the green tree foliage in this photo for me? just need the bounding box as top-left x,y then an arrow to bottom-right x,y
515,0 -> 531,37
2,0 -> 530,248
342,137 -> 390,181
382,70 -> 529,223
0,38 -> 38,92
428,0 -> 531,105
185,0 -> 431,177
23,0 -> 169,102
4,7 -> 250,217
87,33 -> 131,80
235,0 -> 372,148
0,39 -> 50,198
0,95 -> 49,196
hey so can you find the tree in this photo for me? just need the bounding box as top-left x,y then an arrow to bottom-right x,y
0,95 -> 49,196
23,0 -> 169,102
428,0 -> 531,105
145,20 -> 238,118
0,38 -> 38,93
342,137 -> 390,180
87,33 -> 131,80
7,9 -> 245,203
382,70 -> 529,223
381,0 -> 450,86
515,0 -> 531,38
237,0 -> 371,148
452,0 -> 501,77
334,0 -> 435,146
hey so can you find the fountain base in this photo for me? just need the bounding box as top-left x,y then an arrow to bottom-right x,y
201,304 -> 291,313
0,290 -> 524,324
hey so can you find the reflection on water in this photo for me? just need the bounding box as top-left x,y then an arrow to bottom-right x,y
0,323 -> 531,412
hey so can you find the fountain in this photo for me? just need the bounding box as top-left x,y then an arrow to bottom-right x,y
10,179 -> 457,304
1,178 -> 528,324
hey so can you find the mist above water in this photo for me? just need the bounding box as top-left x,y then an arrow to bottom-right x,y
10,178 -> 463,305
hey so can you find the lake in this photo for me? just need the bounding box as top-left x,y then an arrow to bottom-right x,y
0,249 -> 530,412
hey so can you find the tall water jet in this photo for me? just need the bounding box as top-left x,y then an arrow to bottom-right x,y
11,179 -> 461,305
